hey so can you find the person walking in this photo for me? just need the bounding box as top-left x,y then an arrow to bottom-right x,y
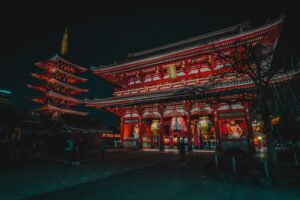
99,138 -> 106,161
71,140 -> 80,166
64,137 -> 74,164
79,139 -> 86,161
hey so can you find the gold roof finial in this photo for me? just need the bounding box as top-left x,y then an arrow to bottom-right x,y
60,27 -> 68,56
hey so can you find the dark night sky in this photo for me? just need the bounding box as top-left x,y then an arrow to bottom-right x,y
0,1 -> 299,125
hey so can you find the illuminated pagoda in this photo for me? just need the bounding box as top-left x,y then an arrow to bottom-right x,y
28,28 -> 88,119
86,15 -> 300,151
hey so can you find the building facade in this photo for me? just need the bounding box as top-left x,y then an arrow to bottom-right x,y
86,16 -> 297,152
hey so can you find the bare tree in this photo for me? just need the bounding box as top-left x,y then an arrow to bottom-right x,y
214,41 -> 279,162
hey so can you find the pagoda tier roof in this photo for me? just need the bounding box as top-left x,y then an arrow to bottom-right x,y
28,78 -> 88,95
30,91 -> 83,106
33,104 -> 88,116
31,67 -> 87,83
85,69 -> 300,108
31,71 -> 87,85
91,15 -> 284,74
35,54 -> 87,73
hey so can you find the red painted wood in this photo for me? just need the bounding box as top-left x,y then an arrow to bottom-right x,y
213,106 -> 221,151
184,101 -> 192,150
193,122 -> 199,149
120,114 -> 125,147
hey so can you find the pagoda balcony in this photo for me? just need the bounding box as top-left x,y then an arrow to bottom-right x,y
50,66 -> 88,82
34,104 -> 88,116
30,91 -> 84,106
31,69 -> 87,85
27,79 -> 88,95
46,78 -> 88,94
35,54 -> 87,74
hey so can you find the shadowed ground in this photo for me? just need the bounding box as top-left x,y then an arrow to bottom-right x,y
0,151 -> 299,200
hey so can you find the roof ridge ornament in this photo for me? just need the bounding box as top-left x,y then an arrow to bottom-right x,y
60,27 -> 68,56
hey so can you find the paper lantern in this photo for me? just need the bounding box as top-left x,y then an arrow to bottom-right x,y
171,117 -> 186,132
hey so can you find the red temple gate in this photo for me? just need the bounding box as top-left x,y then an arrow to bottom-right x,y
86,15 -> 299,152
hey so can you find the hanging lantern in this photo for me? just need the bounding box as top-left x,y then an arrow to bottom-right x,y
198,116 -> 212,139
151,120 -> 160,136
171,117 -> 186,133
198,116 -> 212,131
271,116 -> 280,126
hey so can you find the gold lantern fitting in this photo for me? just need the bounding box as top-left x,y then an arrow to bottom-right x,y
151,120 -> 160,136
198,116 -> 212,140
198,116 -> 212,130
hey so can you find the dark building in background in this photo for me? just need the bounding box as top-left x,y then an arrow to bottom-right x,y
0,89 -> 11,105
0,89 -> 25,165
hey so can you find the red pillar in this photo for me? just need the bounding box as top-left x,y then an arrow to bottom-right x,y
193,122 -> 199,149
159,117 -> 165,151
159,106 -> 165,151
213,105 -> 221,151
199,130 -> 204,149
138,114 -> 143,149
184,101 -> 192,151
151,133 -> 154,148
169,125 -> 174,148
244,102 -> 255,153
120,114 -> 125,148
150,118 -> 156,149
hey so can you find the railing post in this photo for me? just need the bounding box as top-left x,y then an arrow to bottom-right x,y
294,152 -> 298,165
232,156 -> 236,174
264,159 -> 269,178
215,154 -> 218,171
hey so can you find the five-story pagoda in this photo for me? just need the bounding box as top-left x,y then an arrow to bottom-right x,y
28,28 -> 88,119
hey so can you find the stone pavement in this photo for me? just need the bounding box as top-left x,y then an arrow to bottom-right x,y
23,152 -> 300,200
0,151 -> 179,200
1,151 -> 300,200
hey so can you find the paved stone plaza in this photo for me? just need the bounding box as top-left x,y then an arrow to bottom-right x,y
0,151 -> 299,200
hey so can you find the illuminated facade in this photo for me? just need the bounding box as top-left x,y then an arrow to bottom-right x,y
86,16 -> 298,151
